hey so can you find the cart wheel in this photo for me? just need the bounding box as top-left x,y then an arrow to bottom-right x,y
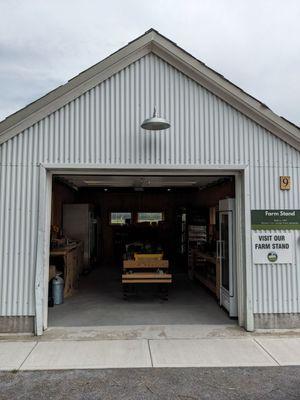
159,286 -> 168,301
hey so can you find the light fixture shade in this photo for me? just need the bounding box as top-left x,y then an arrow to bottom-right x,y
141,107 -> 170,131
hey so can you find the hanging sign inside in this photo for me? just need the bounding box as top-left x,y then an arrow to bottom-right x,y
252,232 -> 294,264
251,210 -> 300,230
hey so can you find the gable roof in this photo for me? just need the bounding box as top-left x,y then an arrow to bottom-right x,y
0,28 -> 299,151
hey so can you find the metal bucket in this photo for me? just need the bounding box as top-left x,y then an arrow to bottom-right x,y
52,274 -> 64,305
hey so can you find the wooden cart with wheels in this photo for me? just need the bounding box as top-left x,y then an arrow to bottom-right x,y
122,257 -> 172,299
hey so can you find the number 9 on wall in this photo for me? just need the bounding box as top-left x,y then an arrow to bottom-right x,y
280,176 -> 291,191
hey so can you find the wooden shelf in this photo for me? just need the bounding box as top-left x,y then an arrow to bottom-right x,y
194,270 -> 216,295
122,258 -> 172,287
196,251 -> 217,264
192,250 -> 220,300
50,242 -> 83,298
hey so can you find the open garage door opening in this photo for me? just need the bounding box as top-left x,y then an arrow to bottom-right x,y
47,174 -> 238,328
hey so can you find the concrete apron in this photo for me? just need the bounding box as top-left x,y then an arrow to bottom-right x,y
1,324 -> 300,371
42,324 -> 247,341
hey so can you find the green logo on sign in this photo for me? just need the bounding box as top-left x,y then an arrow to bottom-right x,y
267,252 -> 278,262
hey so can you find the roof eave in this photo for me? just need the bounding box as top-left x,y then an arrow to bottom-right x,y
0,28 -> 299,152
0,30 -> 156,144
150,32 -> 300,152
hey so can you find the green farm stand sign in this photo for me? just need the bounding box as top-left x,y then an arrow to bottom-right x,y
251,210 -> 300,230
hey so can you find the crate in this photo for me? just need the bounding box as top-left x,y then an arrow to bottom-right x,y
134,253 -> 163,261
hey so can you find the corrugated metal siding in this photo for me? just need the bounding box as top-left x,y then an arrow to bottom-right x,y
0,52 -> 299,316
0,164 -> 38,315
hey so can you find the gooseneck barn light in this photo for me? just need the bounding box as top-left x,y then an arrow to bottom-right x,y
141,107 -> 170,131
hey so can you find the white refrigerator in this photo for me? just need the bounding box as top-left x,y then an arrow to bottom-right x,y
217,198 -> 238,317
63,204 -> 98,269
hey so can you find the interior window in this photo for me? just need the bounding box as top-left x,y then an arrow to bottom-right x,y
110,212 -> 132,225
137,212 -> 164,223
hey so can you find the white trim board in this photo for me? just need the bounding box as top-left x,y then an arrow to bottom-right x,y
35,165 -> 251,335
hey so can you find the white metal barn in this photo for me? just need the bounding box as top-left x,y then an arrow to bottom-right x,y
0,29 -> 299,335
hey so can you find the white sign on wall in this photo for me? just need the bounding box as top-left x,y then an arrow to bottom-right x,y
252,232 -> 294,264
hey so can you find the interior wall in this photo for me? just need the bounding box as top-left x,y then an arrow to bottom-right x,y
50,177 -> 235,267
51,180 -> 76,228
77,189 -> 182,264
74,178 -> 235,264
194,179 -> 235,207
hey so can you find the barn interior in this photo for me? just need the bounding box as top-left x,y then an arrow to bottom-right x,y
48,174 -> 237,327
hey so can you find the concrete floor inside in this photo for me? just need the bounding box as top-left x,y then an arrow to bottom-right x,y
48,266 -> 235,327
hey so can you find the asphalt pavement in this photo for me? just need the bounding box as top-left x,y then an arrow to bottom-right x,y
0,367 -> 300,400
